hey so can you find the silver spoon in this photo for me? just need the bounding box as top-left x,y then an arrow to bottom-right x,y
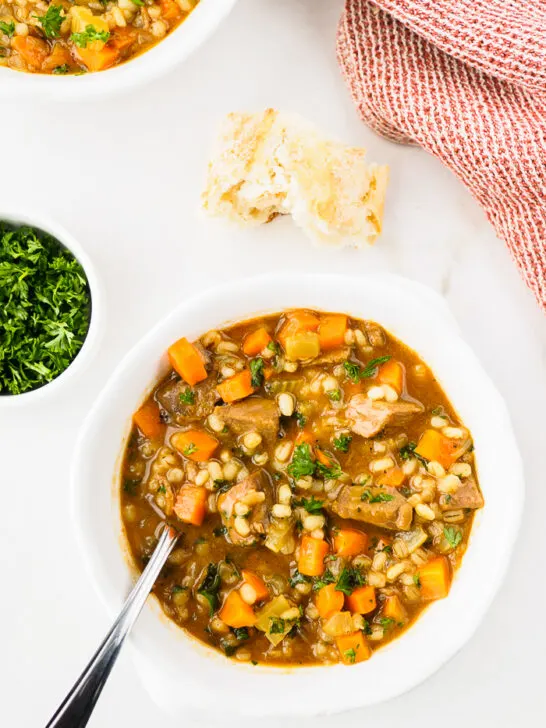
45,524 -> 179,728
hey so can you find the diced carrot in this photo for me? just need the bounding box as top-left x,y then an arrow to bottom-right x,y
377,360 -> 404,394
315,449 -> 332,468
318,314 -> 348,351
298,536 -> 329,576
418,556 -> 451,600
277,311 -> 320,349
382,595 -> 407,624
159,0 -> 182,22
242,327 -> 272,356
333,529 -> 369,558
75,45 -> 120,72
133,400 -> 165,441
168,337 -> 208,386
315,583 -> 344,619
217,370 -> 255,403
264,366 -> 275,381
219,590 -> 257,628
109,26 -> 138,52
377,467 -> 406,487
343,380 -> 363,397
241,570 -> 269,602
336,631 -> 372,665
295,431 -> 315,447
415,429 -> 460,469
12,36 -> 48,70
174,485 -> 208,526
172,429 -> 219,462
346,586 -> 376,615
41,43 -> 72,73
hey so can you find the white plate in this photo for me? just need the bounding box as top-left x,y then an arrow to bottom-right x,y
71,272 -> 523,717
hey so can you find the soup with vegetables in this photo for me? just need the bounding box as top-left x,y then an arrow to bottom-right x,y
121,310 -> 483,666
0,0 -> 198,75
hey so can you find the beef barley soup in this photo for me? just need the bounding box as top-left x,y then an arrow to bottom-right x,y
120,310 -> 484,666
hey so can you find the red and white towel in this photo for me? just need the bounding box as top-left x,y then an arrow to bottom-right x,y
337,0 -> 546,311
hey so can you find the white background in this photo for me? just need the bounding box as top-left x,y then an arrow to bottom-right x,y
1,0 -> 546,725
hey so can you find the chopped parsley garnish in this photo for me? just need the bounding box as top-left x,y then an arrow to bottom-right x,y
214,479 -> 233,494
294,411 -> 307,428
443,526 -> 463,549
333,434 -> 352,452
0,223 -> 91,395
335,567 -> 365,596
157,485 -> 167,495
35,4 -> 64,38
293,496 -> 324,514
431,406 -> 443,416
327,389 -> 341,402
232,627 -> 249,641
197,563 -> 221,615
344,648 -> 356,664
313,569 -> 335,590
71,25 -> 110,48
343,356 -> 391,382
287,443 -> 316,478
171,585 -> 187,595
315,460 -> 342,480
379,617 -> 395,629
269,617 -> 286,634
413,574 -> 421,588
267,341 -> 281,354
52,64 -> 69,75
249,357 -> 265,388
343,361 -> 361,383
289,570 -> 311,588
130,0 -> 145,5
0,21 -> 15,37
183,442 -> 198,456
179,388 -> 195,405
220,640 -> 237,657
362,619 -> 372,635
213,526 -> 227,537
399,441 -> 428,465
360,489 -> 394,503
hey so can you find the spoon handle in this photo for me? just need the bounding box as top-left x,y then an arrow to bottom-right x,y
45,525 -> 178,728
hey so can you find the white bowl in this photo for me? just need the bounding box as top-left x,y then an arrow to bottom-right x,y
0,209 -> 102,407
1,0 -> 238,100
71,273 -> 523,717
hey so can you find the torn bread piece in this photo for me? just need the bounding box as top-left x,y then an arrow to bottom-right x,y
202,109 -> 389,247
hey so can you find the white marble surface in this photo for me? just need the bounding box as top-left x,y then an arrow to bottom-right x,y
1,1 -> 545,726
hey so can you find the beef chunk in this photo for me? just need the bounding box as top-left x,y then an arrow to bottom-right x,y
363,321 -> 386,347
331,484 -> 413,531
439,477 -> 484,511
217,470 -> 271,545
214,397 -> 279,445
308,347 -> 352,366
346,394 -> 422,438
156,375 -> 220,425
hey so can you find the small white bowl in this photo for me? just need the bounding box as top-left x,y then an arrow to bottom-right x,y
71,273 -> 523,717
0,0 -> 238,100
0,209 -> 102,407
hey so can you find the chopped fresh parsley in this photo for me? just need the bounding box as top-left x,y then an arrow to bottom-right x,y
413,574 -> 421,588
179,388 -> 195,405
267,341 -> 281,354
327,389 -> 341,402
213,526 -> 227,537
333,434 -> 352,452
71,25 -> 110,48
399,441 -> 428,465
362,619 -> 372,635
379,617 -> 395,629
130,0 -> 145,5
315,460 -> 342,480
52,64 -> 69,75
444,493 -> 453,504
343,361 -> 361,383
443,526 -> 463,549
269,617 -> 286,634
35,4 -> 64,38
335,567 -> 365,596
183,442 -> 198,456
220,640 -> 237,657
0,223 -> 91,395
313,569 -> 335,591
378,544 -> 392,554
431,406 -> 443,416
287,443 -> 316,479
294,411 -> 307,428
197,563 -> 221,615
214,479 -> 233,494
232,627 -> 249,641
171,585 -> 187,595
157,485 -> 167,495
293,496 -> 324,514
343,356 -> 391,382
344,648 -> 357,664
249,356 -> 265,388
289,570 -> 311,588
0,21 -> 15,37
360,489 -> 394,503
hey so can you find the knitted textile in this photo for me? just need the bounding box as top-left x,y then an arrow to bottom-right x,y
337,0 -> 546,310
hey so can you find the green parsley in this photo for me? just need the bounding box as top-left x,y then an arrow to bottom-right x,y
294,411 -> 307,428
183,442 -> 197,456
443,526 -> 463,549
171,585 -> 187,595
313,569 -> 335,591
197,563 -> 221,615
213,479 -> 233,494
213,526 -> 227,537
287,443 -> 316,478
0,21 -> 15,37
179,388 -> 195,405
232,627 -> 249,641
413,574 -> 421,588
71,25 -> 110,48
52,64 -> 69,75
333,434 -> 352,452
293,496 -> 324,514
249,356 -> 265,388
360,489 -> 394,503
431,406 -> 443,416
379,617 -> 395,629
130,0 -> 145,5
335,567 -> 365,596
0,223 -> 91,395
34,4 -> 64,38
220,640 -> 237,657
315,460 -> 342,480
362,619 -> 372,635
343,361 -> 361,383
344,648 -> 357,664
269,617 -> 286,634
289,570 -> 311,588
343,356 -> 391,382
157,485 -> 167,495
267,341 -> 281,354
399,441 -> 428,465
327,389 -> 341,402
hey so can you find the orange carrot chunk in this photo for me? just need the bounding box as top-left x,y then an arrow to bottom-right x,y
241,570 -> 269,602
383,595 -> 407,624
377,359 -> 404,394
336,631 -> 372,665
418,556 -> 451,600
415,429 -> 460,469
346,586 -> 376,615
333,529 -> 369,558
377,467 -> 406,487
12,36 -> 48,70
318,314 -> 348,351
172,429 -> 219,462
174,485 -> 208,526
168,337 -> 208,386
219,590 -> 257,628
277,310 -> 320,349
242,327 -> 272,356
75,45 -> 119,72
298,536 -> 329,576
159,0 -> 182,22
315,583 -> 344,619
217,370 -> 255,403
133,400 -> 165,441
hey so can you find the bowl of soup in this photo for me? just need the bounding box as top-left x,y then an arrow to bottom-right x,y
0,0 -> 238,97
71,272 -> 523,716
